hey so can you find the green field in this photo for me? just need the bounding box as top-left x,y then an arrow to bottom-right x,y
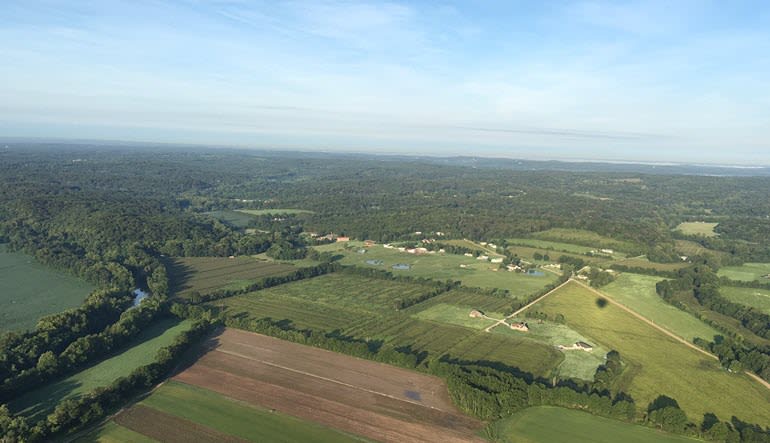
202,209 -> 257,228
10,319 -> 193,422
407,289 -> 517,313
609,257 -> 689,272
531,228 -> 637,252
675,222 -> 719,237
507,238 -> 595,254
493,320 -> 607,380
78,422 -> 158,443
81,381 -> 364,443
235,208 -> 314,216
531,282 -> 770,426
0,244 -> 95,332
485,406 -> 698,443
720,286 -> 770,314
413,303 -> 503,329
601,273 -> 720,342
718,263 -> 770,282
166,256 -> 295,298
314,242 -> 559,298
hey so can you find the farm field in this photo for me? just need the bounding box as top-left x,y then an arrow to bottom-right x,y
675,221 -> 719,237
608,256 -> 689,272
720,286 -> 770,314
10,319 -> 192,422
531,228 -> 637,252
530,282 -> 770,425
83,381 -> 367,443
493,320 -> 607,380
601,273 -> 721,342
0,244 -> 95,332
166,256 -> 295,298
172,328 -> 485,442
78,421 -> 158,443
673,240 -> 728,260
213,274 -> 563,375
486,406 -> 698,443
314,242 -> 559,298
718,263 -> 770,282
235,208 -> 314,216
507,237 -> 595,254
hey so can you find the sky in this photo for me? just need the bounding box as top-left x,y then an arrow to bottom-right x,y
1,1 -> 769,164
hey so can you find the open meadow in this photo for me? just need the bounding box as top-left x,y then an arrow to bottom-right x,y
485,406 -> 698,443
717,263 -> 770,282
675,222 -> 719,237
166,256 -> 295,298
529,282 -> 770,425
720,286 -> 770,314
10,319 -> 192,423
0,244 -> 95,332
314,242 -> 559,298
601,273 -> 721,342
608,256 -> 689,272
506,237 -> 595,254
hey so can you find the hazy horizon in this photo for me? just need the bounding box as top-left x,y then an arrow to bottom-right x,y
2,1 -> 769,163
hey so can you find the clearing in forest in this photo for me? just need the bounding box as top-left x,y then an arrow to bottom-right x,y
525,282 -> 770,426
717,262 -> 770,282
171,329 -> 485,443
675,222 -> 719,237
720,286 -> 770,314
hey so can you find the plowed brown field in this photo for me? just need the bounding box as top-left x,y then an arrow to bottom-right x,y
173,328 -> 484,443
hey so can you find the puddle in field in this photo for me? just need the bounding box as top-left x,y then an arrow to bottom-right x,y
404,390 -> 422,401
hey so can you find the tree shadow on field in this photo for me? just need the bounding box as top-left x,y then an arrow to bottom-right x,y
596,297 -> 608,308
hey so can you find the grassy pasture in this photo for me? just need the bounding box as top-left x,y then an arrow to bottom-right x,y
718,263 -> 770,282
609,257 -> 689,272
124,381 -> 366,442
11,319 -> 192,423
0,244 -> 95,332
507,237 -> 595,254
413,303 -> 503,329
720,286 -> 770,314
485,406 -> 697,443
444,332 -> 563,377
675,221 -> 719,237
601,273 -> 720,342
166,256 -> 295,298
408,289 -> 516,313
532,283 -> 770,425
235,208 -> 314,216
314,242 -> 558,298
493,320 -> 606,381
532,228 -> 637,252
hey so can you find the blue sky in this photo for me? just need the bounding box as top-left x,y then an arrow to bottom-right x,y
1,1 -> 769,163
